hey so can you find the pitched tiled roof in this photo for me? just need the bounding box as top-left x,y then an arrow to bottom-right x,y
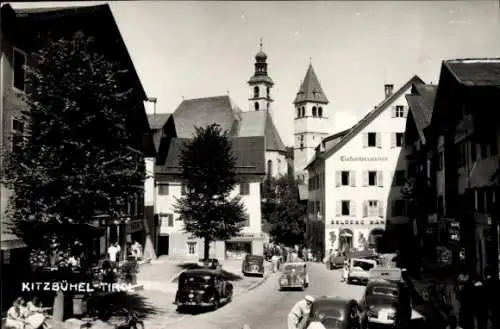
237,111 -> 287,153
445,58 -> 500,86
172,96 -> 242,138
155,136 -> 266,176
293,64 -> 329,104
147,113 -> 171,130
315,128 -> 352,152
405,84 -> 437,144
305,75 -> 425,170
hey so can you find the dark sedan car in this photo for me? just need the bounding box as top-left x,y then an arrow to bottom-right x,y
304,296 -> 362,329
242,254 -> 265,277
174,269 -> 233,312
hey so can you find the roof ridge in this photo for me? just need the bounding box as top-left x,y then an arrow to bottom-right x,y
305,74 -> 424,169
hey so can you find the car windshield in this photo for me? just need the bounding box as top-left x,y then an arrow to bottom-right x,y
367,295 -> 397,307
182,275 -> 213,285
311,304 -> 344,320
246,256 -> 262,263
352,260 -> 375,271
372,286 -> 399,298
283,265 -> 305,273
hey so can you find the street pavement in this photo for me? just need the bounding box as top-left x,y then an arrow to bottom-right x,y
138,259 -> 270,328
171,262 -> 365,329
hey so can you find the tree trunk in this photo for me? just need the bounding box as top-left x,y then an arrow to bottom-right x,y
52,291 -> 64,321
204,237 -> 210,261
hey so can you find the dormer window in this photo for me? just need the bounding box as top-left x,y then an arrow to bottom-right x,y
253,86 -> 259,98
312,106 -> 317,117
318,107 -> 323,117
254,102 -> 260,111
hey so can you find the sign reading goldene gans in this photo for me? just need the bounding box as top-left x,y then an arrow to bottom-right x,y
340,156 -> 388,161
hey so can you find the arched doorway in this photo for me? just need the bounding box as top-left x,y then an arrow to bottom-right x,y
339,228 -> 354,253
368,228 -> 384,251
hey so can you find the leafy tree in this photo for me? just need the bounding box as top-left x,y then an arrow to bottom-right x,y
263,176 -> 306,247
2,32 -> 146,320
174,124 -> 247,260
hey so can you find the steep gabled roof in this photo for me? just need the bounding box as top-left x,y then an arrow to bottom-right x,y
172,96 -> 242,139
305,75 -> 425,170
147,113 -> 171,130
293,64 -> 329,104
237,111 -> 287,153
405,84 -> 437,144
155,136 -> 266,176
444,58 -> 500,87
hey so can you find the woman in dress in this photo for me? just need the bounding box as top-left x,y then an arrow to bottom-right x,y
6,297 -> 27,329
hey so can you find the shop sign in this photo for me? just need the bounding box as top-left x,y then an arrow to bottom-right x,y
340,156 -> 388,162
234,233 -> 261,239
126,220 -> 143,234
448,221 -> 460,244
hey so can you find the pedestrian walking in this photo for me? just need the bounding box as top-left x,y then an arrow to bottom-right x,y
287,295 -> 314,329
457,271 -> 475,329
341,260 -> 349,282
471,277 -> 488,329
107,241 -> 121,267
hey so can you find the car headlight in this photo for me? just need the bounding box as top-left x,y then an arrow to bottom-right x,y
387,312 -> 396,320
367,307 -> 378,318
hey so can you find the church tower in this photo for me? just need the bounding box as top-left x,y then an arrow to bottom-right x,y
248,39 -> 274,112
293,63 -> 330,181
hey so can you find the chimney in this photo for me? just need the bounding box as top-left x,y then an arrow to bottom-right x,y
384,84 -> 394,98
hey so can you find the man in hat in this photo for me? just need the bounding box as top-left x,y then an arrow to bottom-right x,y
288,295 -> 315,329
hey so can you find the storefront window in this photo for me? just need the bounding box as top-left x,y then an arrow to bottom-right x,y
226,241 -> 251,259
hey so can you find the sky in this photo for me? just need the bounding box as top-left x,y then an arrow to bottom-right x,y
8,1 -> 500,146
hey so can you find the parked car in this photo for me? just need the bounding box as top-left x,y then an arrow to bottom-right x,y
242,254 -> 265,277
174,269 -> 233,312
327,252 -> 346,270
304,296 -> 362,329
347,258 -> 377,285
278,262 -> 309,291
360,267 -> 424,328
198,258 -> 221,270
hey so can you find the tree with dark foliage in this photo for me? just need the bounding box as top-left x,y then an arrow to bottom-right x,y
174,123 -> 247,261
2,32 -> 145,320
262,176 -> 306,247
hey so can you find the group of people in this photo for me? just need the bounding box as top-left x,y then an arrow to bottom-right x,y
107,240 -> 143,266
6,297 -> 51,329
449,265 -> 499,329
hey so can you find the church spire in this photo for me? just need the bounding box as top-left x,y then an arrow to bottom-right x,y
293,63 -> 329,104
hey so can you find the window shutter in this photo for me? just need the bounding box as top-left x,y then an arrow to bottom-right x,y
403,106 -> 408,118
378,201 -> 384,218
336,171 -> 341,187
376,133 -> 382,148
336,201 -> 341,217
168,214 -> 174,226
377,171 -> 384,187
363,201 -> 368,217
391,106 -> 396,118
350,201 -> 356,217
350,171 -> 356,187
391,133 -> 396,148
363,133 -> 368,148
363,171 -> 368,186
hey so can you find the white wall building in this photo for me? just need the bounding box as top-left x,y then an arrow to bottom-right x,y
306,76 -> 424,257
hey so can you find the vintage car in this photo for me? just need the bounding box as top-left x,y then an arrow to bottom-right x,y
304,296 -> 362,329
174,269 -> 233,311
347,258 -> 377,285
198,258 -> 222,270
360,267 -> 424,328
278,262 -> 309,290
242,254 -> 265,277
327,251 -> 346,270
